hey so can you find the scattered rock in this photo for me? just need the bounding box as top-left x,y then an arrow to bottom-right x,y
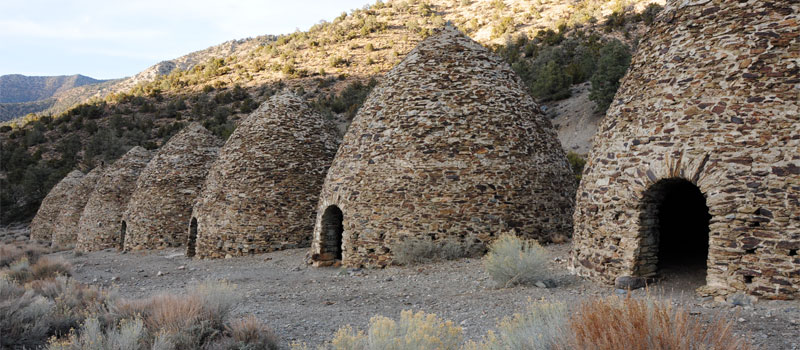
727,293 -> 757,308
614,276 -> 646,290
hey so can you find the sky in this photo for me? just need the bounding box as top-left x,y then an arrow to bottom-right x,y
0,0 -> 373,79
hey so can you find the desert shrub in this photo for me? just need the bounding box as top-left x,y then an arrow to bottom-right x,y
0,275 -> 56,349
528,60 -> 572,101
0,243 -> 47,267
330,56 -> 349,68
109,281 -> 242,349
47,317 -> 145,350
328,310 -> 463,350
207,315 -> 279,350
3,256 -> 72,284
41,280 -> 276,350
589,40 -> 631,114
566,152 -> 586,184
391,239 -> 467,265
464,300 -> 568,350
492,17 -> 515,39
568,296 -> 753,350
483,233 -> 549,287
312,78 -> 378,120
604,11 -> 626,31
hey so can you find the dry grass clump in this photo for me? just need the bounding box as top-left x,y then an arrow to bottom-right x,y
392,239 -> 467,265
4,256 -> 73,284
51,280 -> 279,350
567,296 -> 753,350
0,275 -> 55,349
48,317 -> 146,350
0,242 -> 48,267
207,315 -> 279,350
0,274 -> 115,349
483,233 -> 549,287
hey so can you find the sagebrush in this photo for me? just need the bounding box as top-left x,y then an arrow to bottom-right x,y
391,239 -> 467,265
483,233 -> 549,288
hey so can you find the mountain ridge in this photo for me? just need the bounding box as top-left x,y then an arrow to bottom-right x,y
0,74 -> 106,104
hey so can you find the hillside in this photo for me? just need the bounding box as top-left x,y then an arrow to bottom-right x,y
0,0 -> 663,224
0,74 -> 114,122
0,37 -> 278,124
0,74 -> 105,103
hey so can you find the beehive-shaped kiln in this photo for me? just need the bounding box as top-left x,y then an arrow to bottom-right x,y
123,123 -> 222,251
190,91 -> 339,258
51,166 -> 103,248
311,25 -> 576,267
570,0 -> 799,299
76,146 -> 152,252
29,170 -> 84,243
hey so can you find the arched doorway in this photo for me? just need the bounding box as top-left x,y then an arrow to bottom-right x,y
320,205 -> 344,260
638,178 -> 710,285
119,221 -> 127,250
187,218 -> 198,257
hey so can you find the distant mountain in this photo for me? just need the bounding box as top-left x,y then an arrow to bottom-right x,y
0,74 -> 106,103
0,37 -> 276,123
0,74 -> 116,122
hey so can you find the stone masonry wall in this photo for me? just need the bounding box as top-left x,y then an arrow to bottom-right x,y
570,0 -> 799,299
123,123 -> 221,251
191,91 -> 339,258
29,170 -> 84,244
51,166 -> 103,248
311,25 -> 576,268
76,146 -> 152,252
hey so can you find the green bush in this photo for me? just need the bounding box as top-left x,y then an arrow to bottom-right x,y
483,233 -> 549,288
567,152 -> 586,184
639,3 -> 663,25
528,60 -> 572,101
491,17 -> 515,39
589,40 -> 631,114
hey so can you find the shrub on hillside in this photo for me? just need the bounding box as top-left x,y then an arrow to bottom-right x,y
483,233 -> 549,288
589,39 -> 631,114
567,152 -> 586,184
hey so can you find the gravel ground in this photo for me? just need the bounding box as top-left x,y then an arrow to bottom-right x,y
54,244 -> 800,349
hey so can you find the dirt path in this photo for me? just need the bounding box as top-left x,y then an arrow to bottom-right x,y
55,244 -> 800,349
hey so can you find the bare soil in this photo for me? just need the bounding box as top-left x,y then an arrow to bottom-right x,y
54,244 -> 800,349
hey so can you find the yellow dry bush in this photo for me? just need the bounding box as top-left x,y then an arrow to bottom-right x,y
330,310 -> 463,350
